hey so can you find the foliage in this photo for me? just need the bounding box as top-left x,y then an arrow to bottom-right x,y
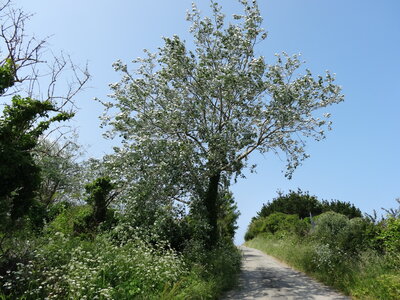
34,138 -> 83,206
246,233 -> 400,299
247,189 -> 366,242
244,217 -> 265,241
45,205 -> 93,236
1,233 -> 187,299
312,212 -> 349,242
1,1 -> 241,299
217,191 -> 240,242
245,212 -> 308,241
0,95 -> 73,228
321,199 -> 362,219
85,177 -> 115,225
258,189 -> 322,219
1,226 -> 242,300
377,217 -> 400,254
0,58 -> 14,93
101,0 -> 343,247
246,197 -> 400,299
115,195 -> 192,252
257,189 -> 362,220
174,241 -> 241,299
0,0 -> 88,230
310,212 -> 370,254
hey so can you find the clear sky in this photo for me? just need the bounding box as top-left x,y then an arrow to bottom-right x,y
15,0 -> 400,244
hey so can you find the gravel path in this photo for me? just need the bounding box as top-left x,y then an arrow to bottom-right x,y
224,246 -> 350,300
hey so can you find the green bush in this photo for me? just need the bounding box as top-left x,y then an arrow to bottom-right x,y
321,200 -> 362,219
311,212 -> 371,255
45,204 -> 118,237
245,212 -> 308,241
45,205 -> 93,236
345,217 -> 369,252
258,189 -> 323,219
46,201 -> 73,222
378,217 -> 400,254
312,211 -> 349,244
263,212 -> 301,234
244,217 -> 265,241
353,272 -> 400,300
257,190 -> 362,221
246,234 -> 400,299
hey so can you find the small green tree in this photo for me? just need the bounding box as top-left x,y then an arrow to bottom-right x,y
84,177 -> 116,225
102,0 -> 343,247
217,190 -> 240,242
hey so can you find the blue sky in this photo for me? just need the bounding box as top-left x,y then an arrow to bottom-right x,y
16,0 -> 400,244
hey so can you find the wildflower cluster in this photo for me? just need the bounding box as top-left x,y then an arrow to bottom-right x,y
1,232 -> 187,299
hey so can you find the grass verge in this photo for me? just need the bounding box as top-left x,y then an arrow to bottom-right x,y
245,234 -> 400,299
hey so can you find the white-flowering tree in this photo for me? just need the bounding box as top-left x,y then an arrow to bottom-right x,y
102,0 -> 343,247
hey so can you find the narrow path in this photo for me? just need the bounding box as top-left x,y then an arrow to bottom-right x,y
224,246 -> 350,300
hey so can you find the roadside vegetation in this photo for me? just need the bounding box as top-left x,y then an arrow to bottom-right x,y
0,0 -> 345,297
245,190 -> 400,299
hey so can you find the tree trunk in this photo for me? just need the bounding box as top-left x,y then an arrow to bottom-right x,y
204,172 -> 221,249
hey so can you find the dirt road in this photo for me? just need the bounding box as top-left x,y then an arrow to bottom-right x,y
224,246 -> 350,300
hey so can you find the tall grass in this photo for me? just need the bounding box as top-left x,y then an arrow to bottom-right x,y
246,234 -> 400,299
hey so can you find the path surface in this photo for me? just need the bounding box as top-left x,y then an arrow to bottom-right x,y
224,246 -> 350,300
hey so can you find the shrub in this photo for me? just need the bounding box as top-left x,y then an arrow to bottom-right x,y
245,212 -> 308,240
312,212 -> 370,254
378,217 -> 400,254
345,217 -> 369,252
244,217 -> 266,241
46,201 -> 73,222
45,205 -> 93,236
321,200 -> 362,219
258,189 -> 322,219
257,190 -> 362,221
263,212 -> 301,234
312,211 -> 349,244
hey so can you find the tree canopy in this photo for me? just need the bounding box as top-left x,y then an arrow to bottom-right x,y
102,0 -> 344,247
